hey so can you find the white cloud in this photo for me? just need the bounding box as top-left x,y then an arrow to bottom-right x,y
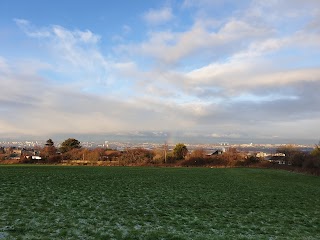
14,18 -> 51,37
15,18 -> 100,44
14,20 -> 104,76
143,7 -> 174,25
52,26 -> 100,44
219,20 -> 271,39
188,60 -> 320,89
182,0 -> 241,9
118,18 -> 272,65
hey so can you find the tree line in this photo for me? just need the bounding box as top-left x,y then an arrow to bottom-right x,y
15,138 -> 190,165
6,138 -> 320,175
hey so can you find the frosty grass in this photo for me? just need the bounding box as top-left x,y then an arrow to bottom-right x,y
1,166 -> 320,239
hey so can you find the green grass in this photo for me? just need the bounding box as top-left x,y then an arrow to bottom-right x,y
1,166 -> 320,239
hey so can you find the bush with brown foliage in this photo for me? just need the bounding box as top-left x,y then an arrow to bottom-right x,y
62,148 -> 84,160
235,155 -> 261,167
119,148 -> 155,165
0,154 -> 7,160
104,150 -> 122,161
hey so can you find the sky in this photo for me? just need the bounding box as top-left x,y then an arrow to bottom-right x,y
0,0 -> 320,144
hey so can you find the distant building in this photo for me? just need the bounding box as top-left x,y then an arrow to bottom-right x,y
25,155 -> 42,160
4,147 -> 22,155
268,153 -> 289,165
206,148 -> 225,156
220,142 -> 229,146
256,152 -> 269,158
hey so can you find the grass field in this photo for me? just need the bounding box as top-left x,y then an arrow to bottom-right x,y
1,166 -> 320,239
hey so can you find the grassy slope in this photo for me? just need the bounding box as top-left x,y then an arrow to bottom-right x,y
0,166 -> 320,239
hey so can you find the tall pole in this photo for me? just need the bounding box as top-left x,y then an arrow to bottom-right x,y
164,142 -> 168,163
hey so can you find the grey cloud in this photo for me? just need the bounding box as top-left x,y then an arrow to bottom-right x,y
0,62 -> 196,135
195,81 -> 320,128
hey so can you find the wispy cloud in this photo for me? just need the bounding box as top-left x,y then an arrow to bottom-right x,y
14,18 -> 51,37
143,7 -> 174,25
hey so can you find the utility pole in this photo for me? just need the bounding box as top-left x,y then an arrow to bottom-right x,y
163,142 -> 168,163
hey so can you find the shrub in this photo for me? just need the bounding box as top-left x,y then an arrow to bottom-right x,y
119,148 -> 155,165
173,143 -> 188,160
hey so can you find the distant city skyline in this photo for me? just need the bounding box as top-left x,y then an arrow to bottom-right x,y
1,1 -> 320,143
0,131 -> 318,145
